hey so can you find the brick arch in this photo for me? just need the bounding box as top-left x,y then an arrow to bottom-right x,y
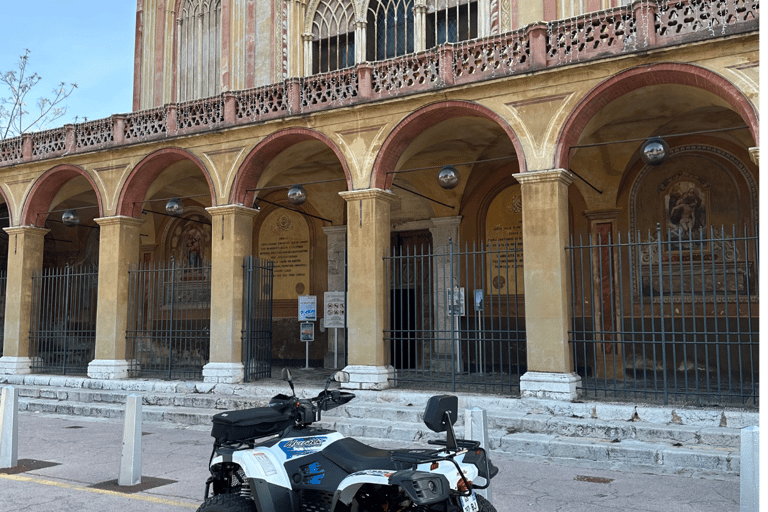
554,62 -> 759,170
116,147 -> 215,218
371,100 -> 526,190
22,164 -> 104,226
230,127 -> 353,207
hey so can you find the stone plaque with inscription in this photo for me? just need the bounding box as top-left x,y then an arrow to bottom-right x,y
485,185 -> 525,295
258,210 -> 310,300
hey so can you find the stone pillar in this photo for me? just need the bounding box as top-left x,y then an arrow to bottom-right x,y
414,4 -> 427,53
513,169 -> 579,400
203,205 -> 259,383
0,227 -> 48,374
338,189 -> 397,389
322,225 -> 347,369
583,209 -> 624,381
429,216 -> 462,372
87,216 -> 144,379
355,22 -> 367,64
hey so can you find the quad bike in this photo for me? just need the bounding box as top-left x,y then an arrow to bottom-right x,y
196,368 -> 499,512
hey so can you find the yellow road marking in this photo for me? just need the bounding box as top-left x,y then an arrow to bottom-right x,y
0,473 -> 199,509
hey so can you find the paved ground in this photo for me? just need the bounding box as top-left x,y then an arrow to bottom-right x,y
0,412 -> 740,512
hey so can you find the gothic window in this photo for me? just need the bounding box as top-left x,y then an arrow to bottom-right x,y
426,0 -> 478,48
312,0 -> 356,74
177,0 -> 222,102
367,0 -> 415,60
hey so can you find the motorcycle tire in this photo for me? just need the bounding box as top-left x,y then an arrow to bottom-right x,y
476,494 -> 497,512
196,494 -> 256,512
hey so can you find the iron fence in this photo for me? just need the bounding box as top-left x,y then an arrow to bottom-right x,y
0,270 -> 5,357
127,258 -> 211,379
29,264 -> 98,375
568,225 -> 758,407
385,239 -> 526,393
242,255 -> 274,381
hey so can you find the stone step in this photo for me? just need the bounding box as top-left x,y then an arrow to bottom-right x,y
3,375 -> 755,478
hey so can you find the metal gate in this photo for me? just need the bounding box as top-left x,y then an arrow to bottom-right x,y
242,255 -> 274,381
568,225 -> 759,407
29,264 -> 98,375
127,258 -> 211,379
385,239 -> 526,393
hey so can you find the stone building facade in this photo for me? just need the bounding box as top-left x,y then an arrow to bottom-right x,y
0,0 -> 759,402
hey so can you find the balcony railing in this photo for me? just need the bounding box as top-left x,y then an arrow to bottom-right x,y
0,0 -> 757,168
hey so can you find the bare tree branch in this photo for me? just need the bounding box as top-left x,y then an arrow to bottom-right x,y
0,49 -> 77,140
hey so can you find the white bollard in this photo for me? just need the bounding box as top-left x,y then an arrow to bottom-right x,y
464,407 -> 492,502
118,394 -> 142,486
740,426 -> 759,512
0,386 -> 19,469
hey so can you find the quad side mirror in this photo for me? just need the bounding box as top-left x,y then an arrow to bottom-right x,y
333,371 -> 350,383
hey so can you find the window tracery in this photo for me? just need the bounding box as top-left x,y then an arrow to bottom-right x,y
312,0 -> 357,73
177,0 -> 222,102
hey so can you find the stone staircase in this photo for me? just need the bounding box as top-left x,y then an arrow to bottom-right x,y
1,372 -> 757,479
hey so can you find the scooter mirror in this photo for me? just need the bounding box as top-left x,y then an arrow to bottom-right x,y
333,371 -> 350,383
282,368 -> 293,381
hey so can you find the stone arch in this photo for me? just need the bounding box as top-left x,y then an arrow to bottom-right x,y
21,164 -> 104,226
230,127 -> 353,207
554,62 -> 759,170
371,100 -> 527,190
116,147 -> 215,218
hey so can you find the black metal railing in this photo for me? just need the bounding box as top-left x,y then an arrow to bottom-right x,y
0,270 -> 6,357
29,264 -> 98,375
127,258 -> 211,379
242,255 -> 274,381
568,225 -> 759,407
385,239 -> 526,393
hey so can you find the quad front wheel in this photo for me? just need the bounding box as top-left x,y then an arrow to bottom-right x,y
476,494 -> 497,512
197,494 -> 256,512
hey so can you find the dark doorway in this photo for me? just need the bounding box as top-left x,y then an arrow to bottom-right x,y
389,230 -> 431,369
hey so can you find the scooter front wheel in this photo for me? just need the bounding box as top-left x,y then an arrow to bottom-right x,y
197,494 -> 256,512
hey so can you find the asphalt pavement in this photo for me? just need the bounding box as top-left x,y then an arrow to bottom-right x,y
1,412 -> 740,512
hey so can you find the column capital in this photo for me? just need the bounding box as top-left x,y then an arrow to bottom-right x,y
339,188 -> 398,204
206,204 -> 260,219
583,209 -> 621,222
430,215 -> 462,228
3,226 -> 49,237
513,168 -> 574,186
94,216 -> 145,229
322,225 -> 347,236
749,147 -> 758,166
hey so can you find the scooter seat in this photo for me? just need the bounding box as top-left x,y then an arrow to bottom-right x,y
322,438 -> 404,474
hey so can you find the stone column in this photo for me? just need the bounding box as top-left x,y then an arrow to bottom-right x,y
322,225 -> 347,368
513,169 -> 579,400
87,216 -> 144,379
338,189 -> 397,389
429,216 -> 462,372
583,209 -> 624,381
0,227 -> 48,374
414,4 -> 427,53
203,205 -> 259,383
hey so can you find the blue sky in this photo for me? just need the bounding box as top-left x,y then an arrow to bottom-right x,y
1,1 -> 136,129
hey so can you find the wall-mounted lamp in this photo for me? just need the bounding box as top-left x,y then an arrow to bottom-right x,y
287,185 -> 308,205
61,209 -> 80,227
437,165 -> 460,189
640,137 -> 670,166
165,197 -> 185,215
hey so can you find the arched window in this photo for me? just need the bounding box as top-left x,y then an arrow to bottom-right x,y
177,0 -> 222,102
312,0 -> 356,73
367,0 -> 415,60
426,0 -> 478,48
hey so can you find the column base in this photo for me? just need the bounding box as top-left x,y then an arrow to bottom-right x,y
0,357 -> 38,375
203,362 -> 244,384
520,371 -> 581,401
87,360 -> 134,379
341,365 -> 395,390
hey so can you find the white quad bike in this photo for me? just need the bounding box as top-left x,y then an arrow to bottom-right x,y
197,369 -> 499,512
